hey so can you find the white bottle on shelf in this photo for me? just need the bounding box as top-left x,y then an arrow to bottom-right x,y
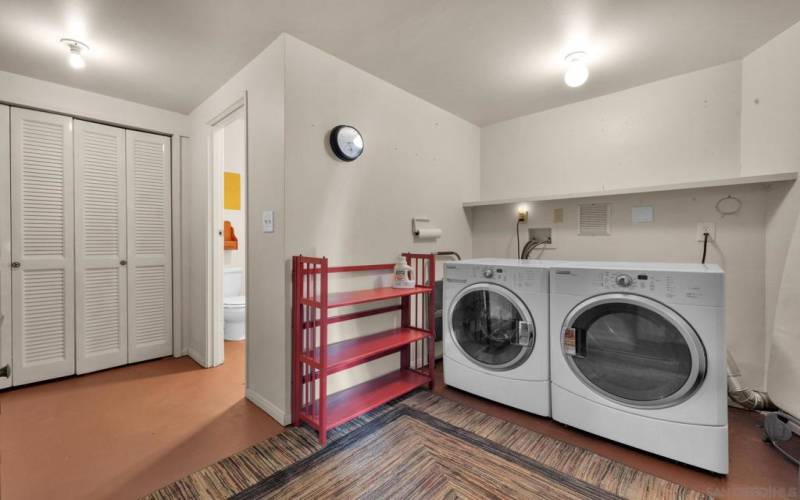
392,256 -> 416,289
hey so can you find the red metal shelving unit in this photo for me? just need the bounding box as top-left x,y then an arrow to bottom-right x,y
292,253 -> 435,445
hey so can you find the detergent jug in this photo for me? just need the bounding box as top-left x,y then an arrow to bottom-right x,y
392,256 -> 415,289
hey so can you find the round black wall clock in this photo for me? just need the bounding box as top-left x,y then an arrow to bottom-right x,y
330,125 -> 364,161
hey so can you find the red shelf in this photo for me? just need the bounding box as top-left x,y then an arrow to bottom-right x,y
293,254 -> 436,445
313,327 -> 429,374
328,286 -> 431,308
326,369 -> 430,428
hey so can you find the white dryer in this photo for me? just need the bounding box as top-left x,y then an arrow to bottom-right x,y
443,259 -> 551,416
549,262 -> 727,473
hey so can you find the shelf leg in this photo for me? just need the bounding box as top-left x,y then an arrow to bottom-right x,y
428,254 -> 436,390
291,256 -> 301,426
401,294 -> 411,369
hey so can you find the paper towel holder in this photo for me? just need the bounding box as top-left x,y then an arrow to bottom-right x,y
412,216 -> 442,240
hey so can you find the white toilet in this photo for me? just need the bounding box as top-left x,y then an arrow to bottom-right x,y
223,267 -> 246,341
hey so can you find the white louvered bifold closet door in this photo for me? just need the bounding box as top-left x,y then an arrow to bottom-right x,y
75,121 -> 128,374
0,105 -> 11,389
10,108 -> 75,385
126,130 -> 172,362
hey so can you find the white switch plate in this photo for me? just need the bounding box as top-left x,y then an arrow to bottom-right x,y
263,210 -> 274,233
696,222 -> 716,241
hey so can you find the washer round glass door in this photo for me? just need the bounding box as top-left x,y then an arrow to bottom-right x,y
561,293 -> 706,408
449,283 -> 535,371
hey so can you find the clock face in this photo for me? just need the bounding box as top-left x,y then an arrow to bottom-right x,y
330,125 -> 364,161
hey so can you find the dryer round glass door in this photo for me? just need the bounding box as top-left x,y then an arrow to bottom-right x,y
561,293 -> 706,409
449,283 -> 535,371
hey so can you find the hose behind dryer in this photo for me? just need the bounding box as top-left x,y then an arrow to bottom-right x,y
727,350 -> 775,411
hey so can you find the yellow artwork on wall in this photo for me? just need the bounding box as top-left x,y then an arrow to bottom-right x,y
224,172 -> 241,210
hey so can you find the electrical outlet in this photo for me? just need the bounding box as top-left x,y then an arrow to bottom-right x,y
696,222 -> 716,242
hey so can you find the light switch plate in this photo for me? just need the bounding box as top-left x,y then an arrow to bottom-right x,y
263,210 -> 274,233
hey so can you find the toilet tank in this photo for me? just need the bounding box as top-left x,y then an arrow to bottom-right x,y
223,267 -> 243,298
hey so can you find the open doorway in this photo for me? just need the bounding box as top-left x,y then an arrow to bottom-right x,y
211,105 -> 247,368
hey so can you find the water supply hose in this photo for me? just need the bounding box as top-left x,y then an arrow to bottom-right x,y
727,350 -> 775,411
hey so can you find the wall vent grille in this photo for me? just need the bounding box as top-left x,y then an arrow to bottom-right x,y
579,203 -> 611,236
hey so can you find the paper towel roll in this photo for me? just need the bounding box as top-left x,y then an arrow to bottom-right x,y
415,228 -> 442,239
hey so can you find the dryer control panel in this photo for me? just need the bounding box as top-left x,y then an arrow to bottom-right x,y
551,268 -> 723,307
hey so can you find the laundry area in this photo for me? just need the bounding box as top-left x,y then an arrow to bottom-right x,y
1,2 -> 800,499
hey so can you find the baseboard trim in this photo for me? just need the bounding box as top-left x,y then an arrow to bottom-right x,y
246,388 -> 291,426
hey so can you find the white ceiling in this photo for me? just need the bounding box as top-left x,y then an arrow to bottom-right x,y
2,1 -> 800,125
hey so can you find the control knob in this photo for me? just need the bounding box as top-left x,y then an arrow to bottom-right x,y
615,274 -> 633,287
483,268 -> 494,278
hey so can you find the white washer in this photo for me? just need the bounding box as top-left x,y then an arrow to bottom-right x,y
550,262 -> 727,473
443,259 -> 553,417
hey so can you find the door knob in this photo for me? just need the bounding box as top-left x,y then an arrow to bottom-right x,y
10,262 -> 20,269
120,260 -> 127,266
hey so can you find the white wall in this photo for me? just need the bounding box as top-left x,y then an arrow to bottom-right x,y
283,36 -> 480,395
184,24 -> 800,418
0,70 -> 190,136
473,61 -> 774,389
222,116 -> 247,277
740,21 -> 800,399
472,185 -> 768,387
187,34 -> 480,422
480,61 -> 742,201
188,37 -> 286,421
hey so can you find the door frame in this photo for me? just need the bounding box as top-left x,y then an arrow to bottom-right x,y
205,94 -> 248,369
0,105 -> 9,388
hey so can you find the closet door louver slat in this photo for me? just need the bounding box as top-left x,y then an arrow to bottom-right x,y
10,108 -> 75,385
75,121 -> 128,374
126,131 -> 172,362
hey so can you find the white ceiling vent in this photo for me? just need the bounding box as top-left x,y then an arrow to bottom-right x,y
579,203 -> 611,236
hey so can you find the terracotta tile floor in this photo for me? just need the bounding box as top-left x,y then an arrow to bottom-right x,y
1,346 -> 797,499
0,341 -> 282,500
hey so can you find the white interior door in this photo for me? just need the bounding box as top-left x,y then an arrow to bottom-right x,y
126,130 -> 172,362
10,108 -> 75,385
74,120 -> 127,374
0,105 -> 11,389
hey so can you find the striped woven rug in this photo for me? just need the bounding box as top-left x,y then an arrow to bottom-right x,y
146,392 -> 710,499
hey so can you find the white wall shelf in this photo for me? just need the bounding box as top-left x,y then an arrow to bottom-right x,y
463,172 -> 797,208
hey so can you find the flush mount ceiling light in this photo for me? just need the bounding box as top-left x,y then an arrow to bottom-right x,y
563,51 -> 589,88
60,38 -> 89,69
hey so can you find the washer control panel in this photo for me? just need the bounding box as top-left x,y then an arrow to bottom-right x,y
444,263 -> 548,293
